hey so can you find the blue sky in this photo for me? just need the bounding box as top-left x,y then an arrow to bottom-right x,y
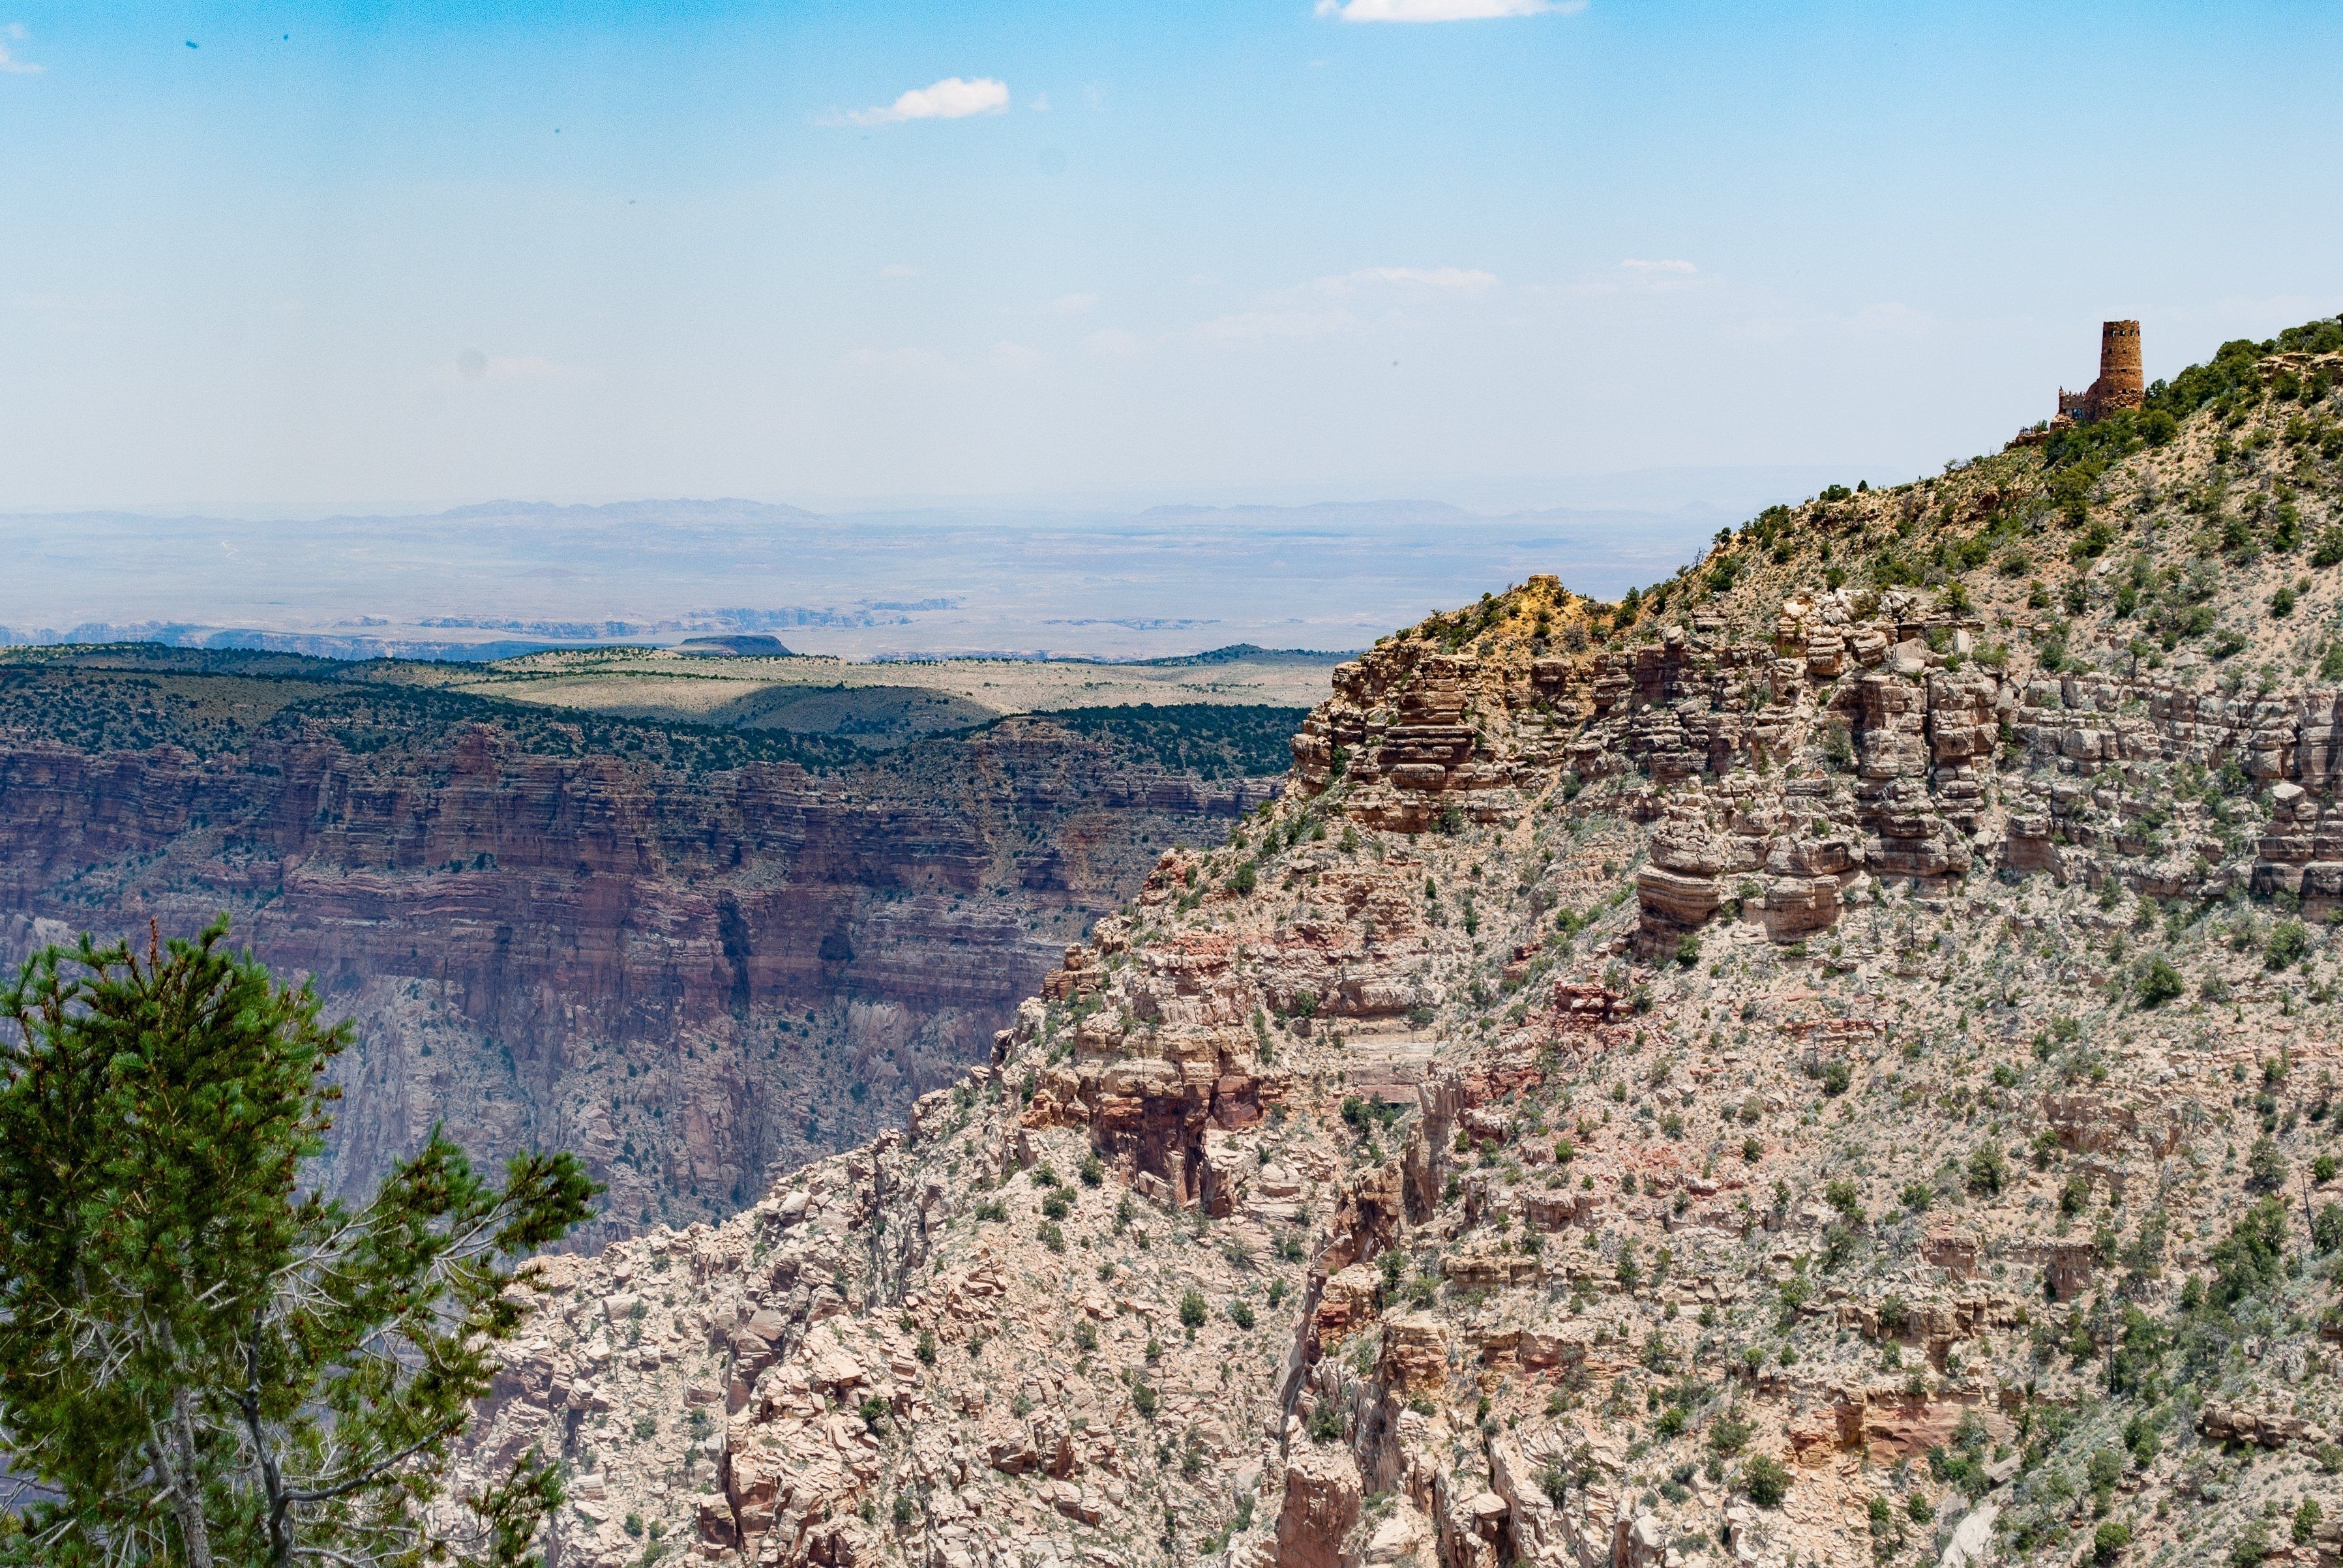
2,1 -> 2338,512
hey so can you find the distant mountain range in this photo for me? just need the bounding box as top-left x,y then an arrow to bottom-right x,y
0,479 -> 1846,662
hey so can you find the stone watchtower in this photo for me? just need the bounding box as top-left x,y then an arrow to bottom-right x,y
2058,320 -> 2145,424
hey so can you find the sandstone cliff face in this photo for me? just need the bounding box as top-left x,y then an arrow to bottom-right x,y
0,715 -> 1274,1244
469,332 -> 2343,1568
1291,574 -> 2343,965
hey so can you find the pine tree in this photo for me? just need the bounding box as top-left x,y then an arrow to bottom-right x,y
0,919 -> 599,1566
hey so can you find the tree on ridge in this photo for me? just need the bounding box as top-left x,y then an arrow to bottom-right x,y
0,917 -> 599,1567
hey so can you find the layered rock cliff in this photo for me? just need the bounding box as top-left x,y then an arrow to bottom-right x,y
467,318 -> 2343,1568
0,684 -> 1283,1245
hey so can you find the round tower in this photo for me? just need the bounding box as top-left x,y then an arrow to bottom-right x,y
2098,319 -> 2143,393
2083,319 -> 2144,421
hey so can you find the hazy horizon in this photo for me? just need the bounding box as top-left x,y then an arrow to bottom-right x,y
6,473 -> 1889,661
2,458 -> 1903,527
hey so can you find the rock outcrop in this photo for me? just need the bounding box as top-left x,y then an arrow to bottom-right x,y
1287,567 -> 2343,971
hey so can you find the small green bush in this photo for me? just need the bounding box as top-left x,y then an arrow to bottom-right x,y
2209,1197 -> 2290,1307
1965,1144 -> 2007,1196
2135,955 -> 2183,1007
1741,1454 -> 1791,1508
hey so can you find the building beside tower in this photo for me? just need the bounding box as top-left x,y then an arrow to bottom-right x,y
2057,319 -> 2145,425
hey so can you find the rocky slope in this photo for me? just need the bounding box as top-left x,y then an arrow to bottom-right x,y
0,664 -> 1288,1244
476,319 -> 2343,1568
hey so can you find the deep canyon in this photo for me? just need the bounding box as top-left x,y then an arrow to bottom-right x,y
0,652 -> 1296,1245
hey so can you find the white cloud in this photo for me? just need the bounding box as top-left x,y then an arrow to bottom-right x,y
1620,258 -> 1697,276
1029,91 -> 1051,111
838,76 -> 1009,128
1315,265 -> 1498,295
880,264 -> 919,278
1315,0 -> 1584,20
1,23 -> 44,74
1048,292 -> 1099,316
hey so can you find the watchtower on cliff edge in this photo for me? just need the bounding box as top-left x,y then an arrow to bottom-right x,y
2056,319 -> 2145,424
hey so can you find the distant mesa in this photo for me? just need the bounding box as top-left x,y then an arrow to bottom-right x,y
676,634 -> 796,658
1133,643 -> 1359,667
